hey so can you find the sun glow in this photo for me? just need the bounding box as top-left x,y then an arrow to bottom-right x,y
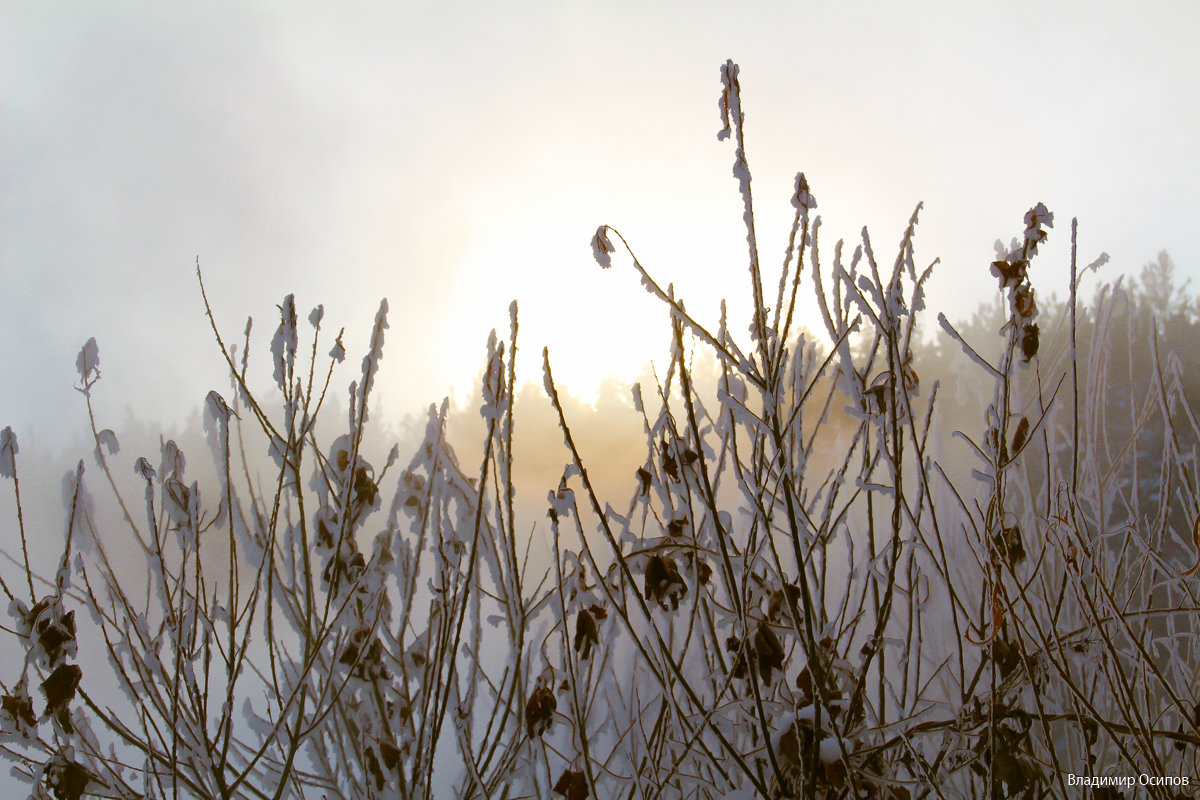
440,203 -> 758,410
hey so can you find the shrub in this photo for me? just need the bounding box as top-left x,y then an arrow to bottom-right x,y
4,59 -> 1199,800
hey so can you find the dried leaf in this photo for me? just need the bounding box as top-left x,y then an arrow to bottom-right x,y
591,226 -> 615,269
1010,416 -> 1030,454
644,555 -> 687,611
1013,284 -> 1037,320
380,739 -> 401,771
993,525 -> 1026,565
0,426 -> 17,479
754,623 -> 785,686
553,769 -> 589,800
46,757 -> 97,800
2,689 -> 37,731
575,607 -> 599,661
75,338 -> 100,385
525,680 -> 556,738
36,608 -> 76,665
768,584 -> 803,623
990,259 -> 1027,291
635,466 -> 652,495
41,664 -> 82,713
364,746 -> 384,792
1020,322 -> 1039,361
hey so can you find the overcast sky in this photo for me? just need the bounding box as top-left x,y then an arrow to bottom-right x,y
3,1 -> 1199,451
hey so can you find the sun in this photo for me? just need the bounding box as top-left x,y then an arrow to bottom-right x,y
445,207 -> 771,410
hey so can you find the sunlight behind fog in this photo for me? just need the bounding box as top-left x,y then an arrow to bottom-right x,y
455,207 -> 755,409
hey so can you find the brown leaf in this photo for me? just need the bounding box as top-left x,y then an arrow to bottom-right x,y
993,525 -> 1026,565
990,259 -> 1027,290
795,664 -> 814,701
727,635 -> 746,675
992,637 -> 1022,680
635,467 -> 652,495
353,466 -> 379,509
2,690 -> 37,730
644,555 -> 687,611
1020,322 -> 1039,361
36,609 -> 76,665
574,607 -> 599,661
46,757 -> 95,800
864,383 -> 889,415
992,741 -> 1040,796
728,625 -> 788,687
1014,284 -> 1037,320
41,664 -> 82,718
660,441 -> 679,481
380,739 -> 402,771
1010,416 -> 1030,454
768,583 -> 803,623
553,769 -> 589,800
778,723 -> 800,763
338,628 -> 369,667
666,515 -> 686,537
525,680 -> 556,738
364,746 -> 384,792
755,624 -> 785,686
824,756 -> 847,789
895,348 -> 919,395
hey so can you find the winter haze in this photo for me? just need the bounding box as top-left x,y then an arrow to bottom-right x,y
3,1 -> 1198,449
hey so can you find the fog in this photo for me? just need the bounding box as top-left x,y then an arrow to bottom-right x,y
4,1 -> 1199,456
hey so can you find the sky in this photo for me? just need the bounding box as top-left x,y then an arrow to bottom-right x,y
3,0 -> 1199,452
